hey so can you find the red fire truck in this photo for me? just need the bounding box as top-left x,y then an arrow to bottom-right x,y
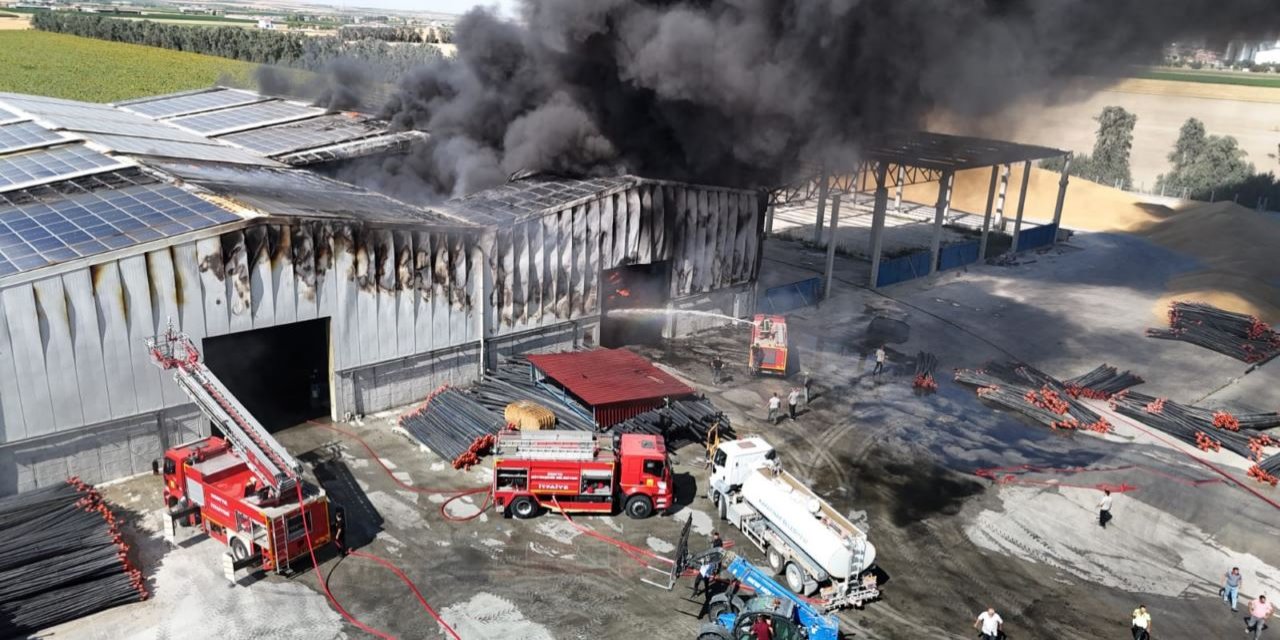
492,431 -> 673,519
749,314 -> 789,376
149,326 -> 330,575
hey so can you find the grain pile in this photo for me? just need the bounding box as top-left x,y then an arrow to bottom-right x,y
905,166 -> 1280,322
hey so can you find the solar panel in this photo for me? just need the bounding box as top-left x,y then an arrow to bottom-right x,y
169,100 -> 324,136
0,121 -> 67,154
79,133 -> 280,166
124,88 -> 267,119
0,183 -> 241,276
0,145 -> 128,193
0,106 -> 20,125
0,95 -> 213,142
217,114 -> 384,155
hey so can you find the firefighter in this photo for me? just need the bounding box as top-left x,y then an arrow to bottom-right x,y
333,509 -> 347,555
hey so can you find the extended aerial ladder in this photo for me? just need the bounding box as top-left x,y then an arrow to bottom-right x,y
146,322 -> 303,501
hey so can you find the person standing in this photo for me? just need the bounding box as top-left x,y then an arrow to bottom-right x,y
691,557 -> 716,597
332,509 -> 347,556
767,393 -> 781,425
802,371 -> 813,406
711,356 -> 724,385
711,531 -> 723,549
787,388 -> 800,420
973,606 -> 1003,640
751,616 -> 773,640
1247,594 -> 1273,639
1223,567 -> 1244,612
873,345 -> 886,376
1098,489 -> 1113,528
1130,604 -> 1152,640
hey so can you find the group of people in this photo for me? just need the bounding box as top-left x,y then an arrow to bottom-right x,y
974,581 -> 1273,640
765,387 -> 806,424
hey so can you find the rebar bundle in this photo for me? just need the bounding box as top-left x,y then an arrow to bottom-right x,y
398,388 -> 508,468
466,360 -> 596,432
954,362 -> 1112,432
1147,302 -> 1280,364
612,398 -> 735,447
1062,364 -> 1145,399
0,479 -> 148,636
912,352 -> 938,392
1109,391 -> 1273,460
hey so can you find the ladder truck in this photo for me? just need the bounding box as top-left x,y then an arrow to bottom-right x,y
148,324 -> 330,577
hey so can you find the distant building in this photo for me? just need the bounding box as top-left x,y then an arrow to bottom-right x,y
1257,47 -> 1280,66
256,18 -> 275,29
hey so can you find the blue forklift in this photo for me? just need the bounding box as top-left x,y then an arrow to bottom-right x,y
692,551 -> 839,640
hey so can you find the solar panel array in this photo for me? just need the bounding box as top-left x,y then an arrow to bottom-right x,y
80,133 -> 277,166
0,182 -> 241,276
450,176 -> 635,222
0,106 -> 20,124
170,100 -> 323,136
123,88 -> 266,119
0,145 -> 126,192
0,121 -> 66,154
218,114 -> 384,155
0,94 -> 212,143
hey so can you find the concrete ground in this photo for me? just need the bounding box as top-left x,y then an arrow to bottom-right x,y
45,231 -> 1280,640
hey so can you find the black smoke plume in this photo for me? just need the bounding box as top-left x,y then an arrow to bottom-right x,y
373,0 -> 1273,199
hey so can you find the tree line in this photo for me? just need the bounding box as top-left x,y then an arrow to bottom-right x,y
337,26 -> 452,44
1043,106 -> 1280,210
32,12 -> 441,82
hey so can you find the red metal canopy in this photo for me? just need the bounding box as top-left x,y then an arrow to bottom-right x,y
527,349 -> 695,407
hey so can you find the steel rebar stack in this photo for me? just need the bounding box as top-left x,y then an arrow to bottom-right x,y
913,352 -> 939,392
612,397 -> 734,447
398,387 -> 507,469
0,479 -> 148,636
1147,301 -> 1280,364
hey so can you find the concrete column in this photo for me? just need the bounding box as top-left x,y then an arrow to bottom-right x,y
1051,153 -> 1072,243
928,170 -> 954,276
822,195 -> 841,300
867,162 -> 890,289
978,165 -> 1000,261
893,164 -> 905,211
764,204 -> 775,236
813,175 -> 829,245
994,164 -> 1010,231
1010,160 -> 1032,253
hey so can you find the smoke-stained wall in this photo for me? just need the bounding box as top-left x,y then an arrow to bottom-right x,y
0,178 -> 762,495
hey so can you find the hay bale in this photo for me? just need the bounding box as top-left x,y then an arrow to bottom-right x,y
504,400 -> 556,431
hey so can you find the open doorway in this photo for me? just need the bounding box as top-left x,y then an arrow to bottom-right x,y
600,261 -> 671,348
202,318 -> 331,433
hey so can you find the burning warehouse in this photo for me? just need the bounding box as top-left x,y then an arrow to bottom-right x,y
0,88 -> 765,495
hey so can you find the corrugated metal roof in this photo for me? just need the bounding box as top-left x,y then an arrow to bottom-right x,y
439,175 -> 636,223
527,349 -> 695,407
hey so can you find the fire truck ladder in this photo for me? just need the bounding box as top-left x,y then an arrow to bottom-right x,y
145,322 -> 303,499
495,431 -> 602,461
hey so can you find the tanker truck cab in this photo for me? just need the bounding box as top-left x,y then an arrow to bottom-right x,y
709,437 -> 779,503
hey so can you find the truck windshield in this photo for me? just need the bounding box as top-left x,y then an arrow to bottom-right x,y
713,449 -> 727,468
643,459 -> 666,477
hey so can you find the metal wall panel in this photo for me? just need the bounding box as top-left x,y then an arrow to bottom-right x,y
0,293 -> 27,441
195,238 -> 229,337
91,263 -> 139,419
32,279 -> 84,429
374,231 -> 397,362
2,286 -> 54,435
145,249 -> 187,408
572,205 -> 587,317
272,226 -> 297,326
395,232 -> 416,357
412,232 -> 433,352
355,233 -> 379,365
584,201 -> 600,315
542,214 -> 558,323
430,232 -> 449,351
61,271 -> 111,426
292,226 -> 318,322
223,232 -> 252,334
449,235 -> 468,346
332,227 -> 360,371
118,255 -> 164,413
246,226 -> 275,329
626,190 -> 642,265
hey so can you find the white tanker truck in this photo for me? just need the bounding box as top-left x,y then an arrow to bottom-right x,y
707,437 -> 879,610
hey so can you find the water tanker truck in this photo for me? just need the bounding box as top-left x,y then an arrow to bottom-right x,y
707,437 -> 879,610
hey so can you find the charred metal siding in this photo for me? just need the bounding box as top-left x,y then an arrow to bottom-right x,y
489,181 -> 763,336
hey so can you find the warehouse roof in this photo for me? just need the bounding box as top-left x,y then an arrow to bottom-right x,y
438,175 -> 636,223
527,349 -> 695,406
862,131 -> 1066,172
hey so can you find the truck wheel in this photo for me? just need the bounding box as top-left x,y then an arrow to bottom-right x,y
624,495 -> 654,519
766,547 -> 786,575
707,598 -> 731,620
230,537 -> 251,561
511,496 -> 539,519
784,561 -> 807,594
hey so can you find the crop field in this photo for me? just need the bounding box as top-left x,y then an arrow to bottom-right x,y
0,30 -> 255,102
1133,67 -> 1280,89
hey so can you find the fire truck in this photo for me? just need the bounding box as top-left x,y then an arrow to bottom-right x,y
749,314 -> 789,376
148,325 -> 330,576
492,431 -> 673,519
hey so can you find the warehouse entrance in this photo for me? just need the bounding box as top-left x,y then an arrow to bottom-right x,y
203,318 -> 331,433
600,261 -> 671,348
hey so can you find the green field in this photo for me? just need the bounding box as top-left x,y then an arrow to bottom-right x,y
0,30 -> 256,102
0,7 -> 257,22
1133,68 -> 1280,89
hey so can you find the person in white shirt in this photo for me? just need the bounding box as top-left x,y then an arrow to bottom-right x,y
787,389 -> 800,420
973,607 -> 1002,640
1130,604 -> 1151,640
1098,489 -> 1113,528
873,346 -> 886,376
767,393 -> 781,425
